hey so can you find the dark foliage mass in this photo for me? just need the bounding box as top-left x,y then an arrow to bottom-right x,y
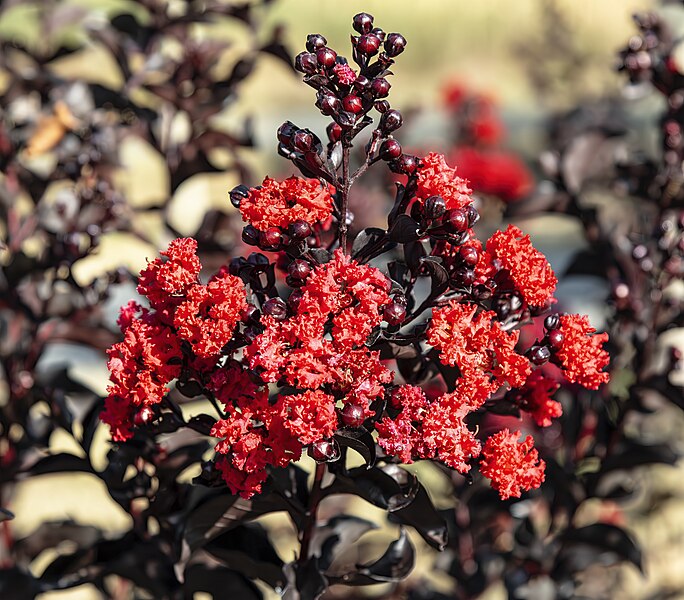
0,3 -> 682,600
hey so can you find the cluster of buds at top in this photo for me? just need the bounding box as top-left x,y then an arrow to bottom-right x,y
291,13 -> 415,177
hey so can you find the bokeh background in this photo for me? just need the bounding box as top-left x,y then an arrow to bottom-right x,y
3,1 -> 684,599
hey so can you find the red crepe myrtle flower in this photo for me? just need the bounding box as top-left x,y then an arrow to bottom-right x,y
137,237 -> 201,311
480,429 -> 546,500
174,272 -> 247,358
415,152 -> 473,211
449,147 -> 533,203
427,301 -> 531,401
515,370 -> 562,427
239,176 -> 335,231
556,314 -> 610,389
333,63 -> 357,85
276,389 -> 338,445
478,224 -> 557,308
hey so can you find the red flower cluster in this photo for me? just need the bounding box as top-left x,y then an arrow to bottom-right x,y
246,249 -> 392,410
415,152 -> 473,211
555,314 -> 610,389
478,224 -> 557,308
377,384 -> 482,473
427,301 -> 531,402
101,238 -> 246,441
479,429 -> 546,500
239,176 -> 334,232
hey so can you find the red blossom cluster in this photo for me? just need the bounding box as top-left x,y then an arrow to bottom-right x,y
103,17 -> 610,503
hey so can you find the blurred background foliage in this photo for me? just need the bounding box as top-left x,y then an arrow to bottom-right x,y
3,1 -> 684,599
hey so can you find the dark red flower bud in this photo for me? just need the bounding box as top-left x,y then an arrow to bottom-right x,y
293,130 -> 314,152
260,227 -> 282,248
371,27 -> 386,42
380,109 -> 402,133
544,313 -> 560,330
353,12 -> 374,34
384,33 -> 407,57
465,205 -> 480,227
316,47 -> 337,68
262,297 -> 288,320
423,195 -> 446,220
529,345 -> 551,365
454,267 -> 475,286
547,329 -> 565,349
357,33 -> 381,55
289,219 -> 313,240
242,225 -> 260,246
327,122 -> 342,142
288,259 -> 311,280
308,439 -> 339,462
446,208 -> 468,232
389,153 -> 418,175
277,121 -> 298,145
306,34 -> 327,53
374,100 -> 390,113
295,51 -> 318,74
380,139 -> 402,160
371,77 -> 391,98
135,406 -> 154,426
353,75 -> 370,91
341,403 -> 366,428
317,93 -> 340,115
383,301 -> 406,326
342,95 -> 363,113
459,245 -> 479,266
229,184 -> 249,208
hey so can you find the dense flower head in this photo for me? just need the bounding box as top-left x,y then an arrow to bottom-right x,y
427,301 -> 531,402
276,390 -> 338,445
333,62 -> 357,85
174,272 -> 247,358
555,314 -> 610,389
514,370 -> 562,427
478,225 -> 557,308
449,147 -> 533,203
137,237 -> 201,310
415,152 -> 473,211
479,429 -> 546,499
239,176 -> 335,231
246,250 -> 393,408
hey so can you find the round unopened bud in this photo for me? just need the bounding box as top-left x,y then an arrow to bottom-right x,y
529,345 -> 551,366
293,130 -> 314,152
424,195 -> 446,220
242,225 -> 260,246
327,122 -> 342,142
384,32 -> 407,57
357,33 -> 381,55
229,184 -> 249,208
341,403 -> 366,428
389,153 -> 418,175
295,51 -> 317,74
306,34 -> 327,53
289,219 -> 313,240
316,47 -> 337,68
262,297 -> 288,320
288,259 -> 311,280
544,313 -> 560,330
380,109 -> 402,133
547,329 -> 565,349
352,12 -> 374,34
446,208 -> 468,232
371,77 -> 391,98
383,301 -> 406,326
260,227 -> 282,248
459,245 -> 479,266
308,439 -> 339,462
342,95 -> 363,113
380,139 -> 402,160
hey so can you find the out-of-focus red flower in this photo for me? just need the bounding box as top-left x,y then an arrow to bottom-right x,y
515,370 -> 562,427
239,176 -> 334,231
556,314 -> 610,389
480,429 -> 546,499
449,147 -> 533,203
416,152 -> 473,211
478,224 -> 557,308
